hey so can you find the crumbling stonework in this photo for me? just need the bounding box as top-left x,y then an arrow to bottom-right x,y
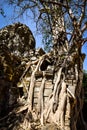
0,23 -> 86,130
0,23 -> 35,58
0,23 -> 35,118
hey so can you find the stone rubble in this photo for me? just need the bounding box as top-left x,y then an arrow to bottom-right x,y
0,23 -> 86,130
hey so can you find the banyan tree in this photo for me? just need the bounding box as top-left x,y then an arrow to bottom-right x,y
0,0 -> 87,130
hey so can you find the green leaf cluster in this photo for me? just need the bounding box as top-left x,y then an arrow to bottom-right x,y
83,70 -> 87,102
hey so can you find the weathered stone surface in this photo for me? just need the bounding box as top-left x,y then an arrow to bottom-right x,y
40,123 -> 59,130
0,22 -> 86,130
0,23 -> 36,118
0,22 -> 35,58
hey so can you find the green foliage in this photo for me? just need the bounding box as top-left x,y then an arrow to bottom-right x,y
83,70 -> 87,88
83,70 -> 87,102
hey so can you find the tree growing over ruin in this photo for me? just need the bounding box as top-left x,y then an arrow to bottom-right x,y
0,0 -> 87,130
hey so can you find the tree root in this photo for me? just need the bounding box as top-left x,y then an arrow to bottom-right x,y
38,72 -> 46,125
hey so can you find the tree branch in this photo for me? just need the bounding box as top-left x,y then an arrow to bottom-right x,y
82,38 -> 87,45
40,0 -> 68,8
39,0 -> 53,33
65,0 -> 75,21
81,22 -> 87,33
78,0 -> 87,26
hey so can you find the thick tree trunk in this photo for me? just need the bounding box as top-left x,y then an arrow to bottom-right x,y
15,9 -> 86,130
19,2 -> 86,130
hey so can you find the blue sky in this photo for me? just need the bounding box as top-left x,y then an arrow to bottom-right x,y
0,3 -> 43,49
0,2 -> 87,70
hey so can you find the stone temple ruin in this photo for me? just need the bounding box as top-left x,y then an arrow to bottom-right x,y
0,23 -> 86,130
